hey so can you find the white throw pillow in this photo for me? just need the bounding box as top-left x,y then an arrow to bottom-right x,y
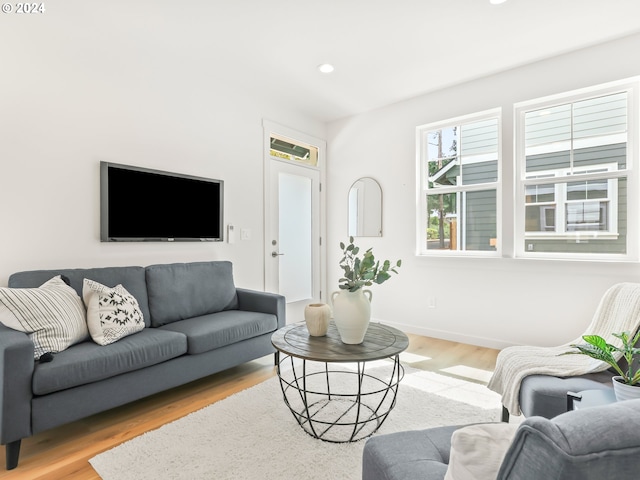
83,278 -> 144,346
0,275 -> 89,358
444,423 -> 519,480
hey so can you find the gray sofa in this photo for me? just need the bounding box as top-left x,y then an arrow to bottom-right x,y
0,261 -> 285,470
363,399 -> 640,480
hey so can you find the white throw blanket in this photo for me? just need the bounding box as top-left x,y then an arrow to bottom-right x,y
487,283 -> 640,416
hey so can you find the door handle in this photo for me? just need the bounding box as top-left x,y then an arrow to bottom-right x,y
271,251 -> 284,258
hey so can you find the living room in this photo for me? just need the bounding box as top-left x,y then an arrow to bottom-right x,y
3,1 -> 640,478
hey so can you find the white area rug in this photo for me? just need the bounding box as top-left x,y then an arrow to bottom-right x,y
90,362 -> 503,480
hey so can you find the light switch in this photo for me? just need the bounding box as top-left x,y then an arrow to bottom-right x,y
227,225 -> 236,244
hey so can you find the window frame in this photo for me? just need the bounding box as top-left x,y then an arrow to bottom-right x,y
416,108 -> 502,257
514,79 -> 639,261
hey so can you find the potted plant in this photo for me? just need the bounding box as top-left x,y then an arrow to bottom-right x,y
331,237 -> 401,344
563,331 -> 640,401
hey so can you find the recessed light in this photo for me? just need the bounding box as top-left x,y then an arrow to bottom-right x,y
490,0 -> 507,4
318,63 -> 335,74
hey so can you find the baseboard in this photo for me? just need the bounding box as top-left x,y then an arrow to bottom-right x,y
371,318 -> 515,351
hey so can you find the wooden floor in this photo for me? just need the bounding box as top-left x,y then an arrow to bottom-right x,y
0,334 -> 499,480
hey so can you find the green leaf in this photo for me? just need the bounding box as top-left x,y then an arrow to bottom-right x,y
582,335 -> 611,352
375,272 -> 391,284
336,238 -> 401,291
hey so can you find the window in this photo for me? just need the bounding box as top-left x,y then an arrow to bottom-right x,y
524,164 -> 618,235
269,134 -> 319,167
515,82 -> 637,259
416,110 -> 501,255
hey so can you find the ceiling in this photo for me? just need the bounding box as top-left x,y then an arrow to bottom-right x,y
5,0 -> 640,123
200,0 -> 640,122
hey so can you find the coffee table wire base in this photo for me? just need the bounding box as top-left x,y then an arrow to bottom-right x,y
276,354 -> 404,443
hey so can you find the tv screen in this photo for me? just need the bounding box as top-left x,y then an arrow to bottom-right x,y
100,162 -> 223,242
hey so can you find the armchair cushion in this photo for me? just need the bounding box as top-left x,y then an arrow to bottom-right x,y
518,371 -> 611,418
362,426 -> 457,480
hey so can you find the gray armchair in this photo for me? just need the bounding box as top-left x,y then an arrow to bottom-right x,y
489,282 -> 640,421
362,399 -> 640,480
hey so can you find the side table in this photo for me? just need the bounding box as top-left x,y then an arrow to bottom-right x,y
567,389 -> 616,411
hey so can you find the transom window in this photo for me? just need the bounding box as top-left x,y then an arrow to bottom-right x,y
269,134 -> 319,167
515,83 -> 636,259
417,110 -> 501,255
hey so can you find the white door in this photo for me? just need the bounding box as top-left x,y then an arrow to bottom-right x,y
264,122 -> 325,324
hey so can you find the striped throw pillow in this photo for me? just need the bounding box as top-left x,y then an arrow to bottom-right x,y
0,276 -> 89,358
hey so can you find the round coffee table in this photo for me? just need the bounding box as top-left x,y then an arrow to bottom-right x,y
271,321 -> 409,443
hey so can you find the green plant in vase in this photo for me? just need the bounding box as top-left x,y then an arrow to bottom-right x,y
333,237 -> 401,344
338,237 -> 402,292
563,330 -> 640,401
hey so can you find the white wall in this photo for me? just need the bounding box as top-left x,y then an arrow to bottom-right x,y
4,8 -> 640,350
0,9 -> 324,290
326,33 -> 640,349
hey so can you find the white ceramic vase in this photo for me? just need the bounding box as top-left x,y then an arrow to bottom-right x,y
331,289 -> 372,344
304,303 -> 331,336
612,376 -> 640,401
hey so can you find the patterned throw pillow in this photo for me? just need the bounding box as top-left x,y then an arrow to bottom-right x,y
83,278 -> 144,346
0,276 -> 89,359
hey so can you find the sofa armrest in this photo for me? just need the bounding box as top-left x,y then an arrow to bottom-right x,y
0,324 -> 34,445
236,289 -> 286,329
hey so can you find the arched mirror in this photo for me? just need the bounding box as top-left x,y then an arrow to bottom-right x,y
348,177 -> 382,237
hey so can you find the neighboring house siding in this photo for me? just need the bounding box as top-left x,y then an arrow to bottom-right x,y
526,143 -> 626,172
465,189 -> 497,251
524,178 -> 627,254
462,160 -> 498,185
524,143 -> 627,254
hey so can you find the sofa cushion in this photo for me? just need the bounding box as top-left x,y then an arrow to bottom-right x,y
83,278 -> 145,346
146,261 -> 239,327
158,310 -> 278,354
9,266 -> 151,327
0,276 -> 89,359
32,329 -> 187,395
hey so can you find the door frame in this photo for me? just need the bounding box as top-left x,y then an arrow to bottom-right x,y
262,119 -> 327,303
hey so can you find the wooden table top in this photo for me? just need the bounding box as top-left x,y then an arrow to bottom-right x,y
271,321 -> 409,363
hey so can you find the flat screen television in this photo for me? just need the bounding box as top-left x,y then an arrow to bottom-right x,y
100,162 -> 224,242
